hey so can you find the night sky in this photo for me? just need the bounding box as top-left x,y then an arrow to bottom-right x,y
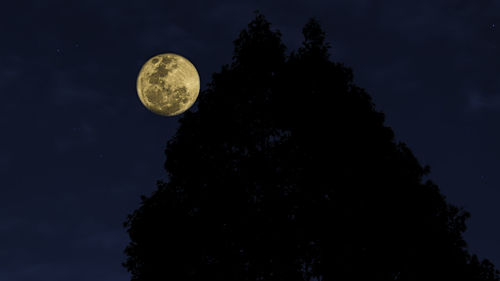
1,1 -> 499,280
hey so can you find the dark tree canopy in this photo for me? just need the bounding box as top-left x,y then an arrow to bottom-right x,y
123,13 -> 499,281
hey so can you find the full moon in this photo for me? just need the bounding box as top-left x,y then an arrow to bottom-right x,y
136,53 -> 200,116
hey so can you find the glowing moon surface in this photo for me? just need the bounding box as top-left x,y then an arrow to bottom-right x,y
137,53 -> 200,116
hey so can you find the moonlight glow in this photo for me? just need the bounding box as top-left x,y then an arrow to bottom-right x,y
136,53 -> 200,116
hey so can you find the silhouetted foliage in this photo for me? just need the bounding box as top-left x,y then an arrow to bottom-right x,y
123,13 -> 499,281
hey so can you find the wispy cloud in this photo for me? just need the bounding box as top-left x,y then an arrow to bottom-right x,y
467,91 -> 500,111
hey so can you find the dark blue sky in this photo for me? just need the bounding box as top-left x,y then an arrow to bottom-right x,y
1,0 -> 499,280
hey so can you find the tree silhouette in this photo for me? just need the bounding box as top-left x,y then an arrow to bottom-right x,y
123,13 -> 499,281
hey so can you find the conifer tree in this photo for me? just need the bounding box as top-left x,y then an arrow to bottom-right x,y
124,14 -> 499,281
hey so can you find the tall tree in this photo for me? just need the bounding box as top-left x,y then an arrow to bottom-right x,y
123,14 -> 499,281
